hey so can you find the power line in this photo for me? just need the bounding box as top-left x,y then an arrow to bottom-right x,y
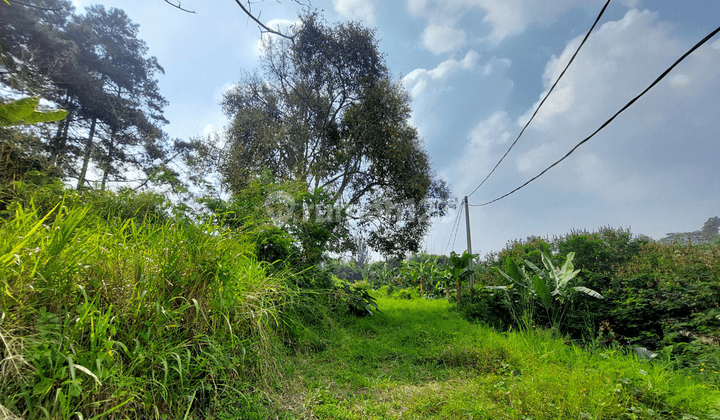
444,203 -> 463,255
470,23 -> 720,208
451,204 -> 463,252
467,0 -> 611,198
443,204 -> 461,254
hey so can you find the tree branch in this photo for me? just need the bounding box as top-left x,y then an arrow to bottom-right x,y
232,0 -> 295,40
163,0 -> 196,13
6,0 -> 62,11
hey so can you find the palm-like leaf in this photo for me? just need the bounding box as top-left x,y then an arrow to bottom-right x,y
572,286 -> 604,299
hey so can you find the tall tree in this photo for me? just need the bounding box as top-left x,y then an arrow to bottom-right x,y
220,13 -> 453,258
1,1 -> 171,189
68,5 -> 168,189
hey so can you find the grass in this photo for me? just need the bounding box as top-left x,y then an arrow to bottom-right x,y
268,297 -> 720,419
1,193 -> 718,419
0,197 -> 291,419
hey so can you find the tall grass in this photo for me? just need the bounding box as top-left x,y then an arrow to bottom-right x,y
0,195 -> 293,418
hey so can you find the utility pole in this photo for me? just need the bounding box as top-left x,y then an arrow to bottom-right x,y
464,196 -> 474,288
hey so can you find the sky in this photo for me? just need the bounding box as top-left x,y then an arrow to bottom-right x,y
71,0 -> 720,259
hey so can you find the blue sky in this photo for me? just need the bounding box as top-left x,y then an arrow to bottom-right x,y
73,0 -> 720,258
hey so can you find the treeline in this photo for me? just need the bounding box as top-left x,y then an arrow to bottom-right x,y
0,0 -> 181,192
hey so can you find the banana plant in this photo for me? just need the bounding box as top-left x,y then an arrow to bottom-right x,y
496,251 -> 603,332
448,251 -> 475,303
525,252 -> 603,302
416,258 -> 438,296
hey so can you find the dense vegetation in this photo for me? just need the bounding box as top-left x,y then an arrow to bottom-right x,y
1,186 -> 719,418
1,1 -> 719,418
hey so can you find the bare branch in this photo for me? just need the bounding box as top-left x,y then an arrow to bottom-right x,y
5,0 -> 62,12
233,0 -> 295,40
163,0 -> 196,14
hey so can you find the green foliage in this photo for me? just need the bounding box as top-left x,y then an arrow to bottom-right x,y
0,1 -> 171,190
447,251 -> 475,303
0,190 -> 295,418
505,251 -> 603,332
266,297 -> 720,419
219,12 -> 452,259
456,286 -> 513,330
0,97 -> 68,127
332,277 -> 380,317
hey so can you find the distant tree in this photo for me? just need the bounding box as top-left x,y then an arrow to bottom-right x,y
1,1 -> 174,191
220,13 -> 453,258
701,217 -> 720,237
351,236 -> 370,269
68,5 -> 168,189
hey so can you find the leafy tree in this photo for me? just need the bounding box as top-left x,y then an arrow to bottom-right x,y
0,0 -> 76,96
0,1 -> 172,190
67,5 -> 168,190
219,13 -> 453,258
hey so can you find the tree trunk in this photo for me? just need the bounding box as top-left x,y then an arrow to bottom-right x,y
101,131 -> 116,191
50,112 -> 71,166
76,117 -> 97,190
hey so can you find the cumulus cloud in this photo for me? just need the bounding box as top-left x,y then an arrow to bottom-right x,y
422,23 -> 467,55
403,50 -> 480,97
454,111 -> 515,193
512,8 -> 720,202
334,0 -> 376,24
406,0 -> 618,53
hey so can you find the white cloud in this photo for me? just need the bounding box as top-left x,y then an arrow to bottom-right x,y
669,74 -> 690,88
512,8 -> 720,202
469,111 -> 512,147
202,123 -> 216,136
455,111 -> 515,193
473,0 -> 525,43
405,0 -> 428,17
516,143 -> 554,173
406,0 -> 613,52
334,0 -> 376,24
422,23 -> 467,55
403,50 -> 480,97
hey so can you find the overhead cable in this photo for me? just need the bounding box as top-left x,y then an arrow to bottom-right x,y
470,23 -> 720,208
467,0 -> 611,198
444,204 -> 463,255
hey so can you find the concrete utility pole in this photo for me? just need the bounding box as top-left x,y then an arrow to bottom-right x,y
464,196 -> 475,288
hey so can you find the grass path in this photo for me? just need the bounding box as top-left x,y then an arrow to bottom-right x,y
265,297 -> 719,419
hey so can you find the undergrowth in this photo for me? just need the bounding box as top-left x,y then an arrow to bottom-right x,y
0,195 -> 293,418
269,297 -> 720,419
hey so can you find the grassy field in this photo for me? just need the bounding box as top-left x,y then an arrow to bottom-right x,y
264,297 -> 720,420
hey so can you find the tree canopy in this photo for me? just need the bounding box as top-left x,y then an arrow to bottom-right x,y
0,0 -> 174,191
219,13 -> 453,258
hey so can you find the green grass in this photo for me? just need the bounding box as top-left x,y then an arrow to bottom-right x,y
0,198 -> 292,419
2,193 -> 719,419
269,297 -> 720,419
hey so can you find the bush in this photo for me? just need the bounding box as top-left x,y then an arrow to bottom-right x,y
457,287 -> 512,330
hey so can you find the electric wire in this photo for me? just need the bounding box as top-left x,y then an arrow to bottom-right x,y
443,204 -> 461,254
450,204 -> 463,253
444,203 -> 463,255
469,23 -> 720,208
467,0 -> 611,199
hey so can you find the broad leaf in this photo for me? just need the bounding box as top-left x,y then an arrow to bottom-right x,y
0,97 -> 68,126
532,274 -> 553,309
573,286 -> 604,299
